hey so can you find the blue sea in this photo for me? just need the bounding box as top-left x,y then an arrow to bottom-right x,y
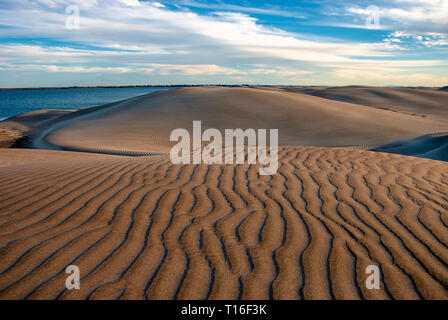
0,87 -> 177,120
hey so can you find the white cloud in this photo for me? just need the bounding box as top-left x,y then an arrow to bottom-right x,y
174,0 -> 306,19
0,64 -> 133,73
346,0 -> 448,33
385,30 -> 448,48
151,2 -> 165,8
118,0 -> 141,7
0,0 -> 447,86
331,68 -> 448,87
0,1 -> 398,65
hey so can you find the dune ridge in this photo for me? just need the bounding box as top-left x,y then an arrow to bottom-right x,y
6,87 -> 444,154
372,132 -> 448,162
0,147 -> 448,300
271,86 -> 448,119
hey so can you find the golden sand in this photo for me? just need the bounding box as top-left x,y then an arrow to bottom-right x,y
1,87 -> 448,299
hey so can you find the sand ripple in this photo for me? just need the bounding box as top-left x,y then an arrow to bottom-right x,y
0,147 -> 447,300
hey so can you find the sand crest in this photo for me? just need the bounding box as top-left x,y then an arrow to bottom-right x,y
21,87 -> 448,154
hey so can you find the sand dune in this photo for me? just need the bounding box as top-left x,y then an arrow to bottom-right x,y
0,129 -> 26,148
1,86 -> 448,300
0,147 -> 447,300
274,86 -> 448,119
0,109 -> 76,139
0,149 -> 128,168
15,87 -> 448,154
373,133 -> 448,162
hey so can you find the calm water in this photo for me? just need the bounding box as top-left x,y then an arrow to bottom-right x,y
0,87 -> 177,120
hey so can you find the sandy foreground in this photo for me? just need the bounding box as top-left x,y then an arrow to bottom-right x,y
0,87 -> 448,300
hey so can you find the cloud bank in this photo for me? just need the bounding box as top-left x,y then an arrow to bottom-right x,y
0,0 -> 447,87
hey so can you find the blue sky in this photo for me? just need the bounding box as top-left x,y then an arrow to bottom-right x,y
0,0 -> 447,87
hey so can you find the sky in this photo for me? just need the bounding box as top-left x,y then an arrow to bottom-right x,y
0,0 -> 447,87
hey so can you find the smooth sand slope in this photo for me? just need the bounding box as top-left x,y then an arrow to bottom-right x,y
0,147 -> 448,300
373,133 -> 448,162
272,86 -> 448,119
6,87 -> 446,154
266,85 -> 448,161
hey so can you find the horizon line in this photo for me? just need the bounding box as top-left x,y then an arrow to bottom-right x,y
1,84 -> 446,91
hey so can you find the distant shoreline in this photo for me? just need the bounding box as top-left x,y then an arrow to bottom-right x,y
0,84 -> 445,91
0,84 -> 245,91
